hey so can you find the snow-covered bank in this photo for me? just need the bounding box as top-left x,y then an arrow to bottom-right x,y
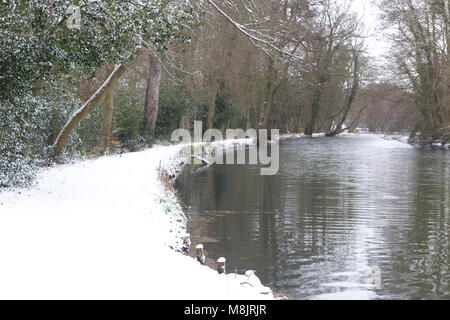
391,132 -> 449,150
281,132 -> 415,149
0,140 -> 273,300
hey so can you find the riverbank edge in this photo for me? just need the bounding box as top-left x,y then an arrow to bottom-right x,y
153,138 -> 279,299
169,133 -> 351,300
376,132 -> 449,150
167,134 -> 333,300
410,137 -> 450,150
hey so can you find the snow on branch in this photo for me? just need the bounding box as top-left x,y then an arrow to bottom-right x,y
206,0 -> 303,60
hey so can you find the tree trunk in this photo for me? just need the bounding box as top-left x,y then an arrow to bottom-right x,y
52,62 -> 132,157
262,57 -> 276,129
207,83 -> 218,129
327,52 -> 359,137
262,85 -> 275,130
304,85 -> 323,136
101,66 -> 117,153
144,54 -> 162,135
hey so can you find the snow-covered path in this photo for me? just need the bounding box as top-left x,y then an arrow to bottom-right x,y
0,143 -> 272,299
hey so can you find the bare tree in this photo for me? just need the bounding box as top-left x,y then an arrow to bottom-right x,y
379,0 -> 450,139
302,0 -> 363,135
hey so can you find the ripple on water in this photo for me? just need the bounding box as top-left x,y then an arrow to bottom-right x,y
175,135 -> 450,299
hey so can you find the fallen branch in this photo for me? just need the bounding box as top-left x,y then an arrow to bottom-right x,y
191,155 -> 212,166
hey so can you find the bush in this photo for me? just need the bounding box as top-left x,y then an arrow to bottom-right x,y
156,85 -> 189,138
0,95 -> 55,187
113,88 -> 147,151
0,85 -> 101,188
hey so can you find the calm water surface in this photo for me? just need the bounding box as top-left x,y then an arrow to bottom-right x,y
175,134 -> 449,299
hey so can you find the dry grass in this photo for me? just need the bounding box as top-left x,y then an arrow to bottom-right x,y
157,164 -> 174,191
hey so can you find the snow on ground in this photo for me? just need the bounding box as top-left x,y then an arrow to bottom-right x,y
0,140 -> 273,300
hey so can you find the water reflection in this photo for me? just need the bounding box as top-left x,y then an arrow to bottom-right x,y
175,135 -> 450,299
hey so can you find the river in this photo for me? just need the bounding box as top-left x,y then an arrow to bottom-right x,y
174,134 -> 449,299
